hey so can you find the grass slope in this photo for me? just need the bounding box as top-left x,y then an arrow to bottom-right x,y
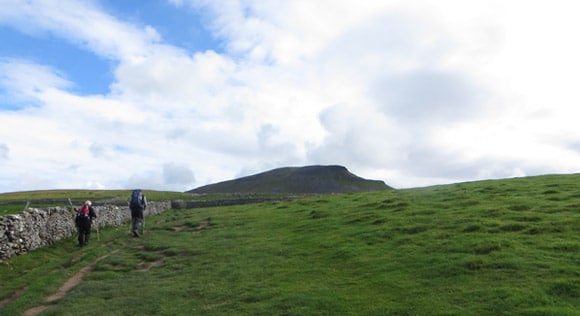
1,174 -> 579,315
0,190 -> 201,216
188,165 -> 390,194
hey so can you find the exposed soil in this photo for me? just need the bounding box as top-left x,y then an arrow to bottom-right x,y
0,286 -> 28,310
195,218 -> 211,231
22,250 -> 118,316
137,259 -> 164,272
174,218 -> 211,233
6,219 -> 212,315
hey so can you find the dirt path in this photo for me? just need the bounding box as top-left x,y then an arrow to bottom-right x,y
22,250 -> 119,316
7,219 -> 211,315
0,286 -> 28,310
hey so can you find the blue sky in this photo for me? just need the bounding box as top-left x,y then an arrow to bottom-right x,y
0,0 -> 219,96
0,25 -> 113,96
101,0 -> 220,53
1,0 -> 580,193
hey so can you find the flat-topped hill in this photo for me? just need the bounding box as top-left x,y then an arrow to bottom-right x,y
187,165 -> 391,194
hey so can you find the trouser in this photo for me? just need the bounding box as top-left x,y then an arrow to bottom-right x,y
131,208 -> 144,236
77,220 -> 91,246
131,217 -> 143,236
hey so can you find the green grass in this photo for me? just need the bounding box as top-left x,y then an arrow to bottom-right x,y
0,189 -> 232,216
0,189 -> 297,216
1,174 -> 579,315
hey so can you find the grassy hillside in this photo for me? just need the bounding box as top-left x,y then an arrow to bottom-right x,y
188,165 -> 390,194
0,189 -> 203,215
1,174 -> 579,315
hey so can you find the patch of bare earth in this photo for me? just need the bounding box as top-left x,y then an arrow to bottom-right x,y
195,218 -> 211,231
22,250 -> 119,316
173,218 -> 211,233
173,226 -> 186,232
0,286 -> 28,310
15,221 -> 211,315
137,259 -> 164,272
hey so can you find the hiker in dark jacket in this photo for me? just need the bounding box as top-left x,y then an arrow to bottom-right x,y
129,190 -> 147,237
75,200 -> 97,247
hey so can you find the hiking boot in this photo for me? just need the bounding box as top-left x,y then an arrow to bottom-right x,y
133,230 -> 140,237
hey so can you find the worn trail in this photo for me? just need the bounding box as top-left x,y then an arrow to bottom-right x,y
22,249 -> 119,316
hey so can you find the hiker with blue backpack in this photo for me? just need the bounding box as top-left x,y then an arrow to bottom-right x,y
75,200 -> 97,247
129,189 -> 147,237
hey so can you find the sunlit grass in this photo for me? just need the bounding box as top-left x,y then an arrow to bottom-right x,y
1,174 -> 579,315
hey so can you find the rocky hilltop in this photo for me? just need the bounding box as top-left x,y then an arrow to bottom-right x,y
188,165 -> 391,194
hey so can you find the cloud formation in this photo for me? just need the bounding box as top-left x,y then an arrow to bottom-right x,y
0,143 -> 8,159
1,0 -> 580,192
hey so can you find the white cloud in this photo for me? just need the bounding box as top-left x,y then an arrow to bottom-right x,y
126,172 -> 162,192
168,0 -> 184,6
0,144 -> 8,159
124,163 -> 195,191
0,0 -> 160,61
163,163 -> 195,187
85,180 -> 106,190
0,60 -> 71,104
308,102 -> 408,170
2,0 -> 580,192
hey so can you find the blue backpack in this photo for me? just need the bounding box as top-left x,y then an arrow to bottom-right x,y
130,189 -> 144,209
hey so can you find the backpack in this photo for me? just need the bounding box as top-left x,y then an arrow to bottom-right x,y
76,204 -> 90,221
130,189 -> 144,209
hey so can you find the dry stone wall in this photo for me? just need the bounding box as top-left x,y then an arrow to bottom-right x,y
0,201 -> 170,262
170,197 -> 288,209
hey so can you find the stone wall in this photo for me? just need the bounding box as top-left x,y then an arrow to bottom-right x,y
170,197 -> 289,209
0,197 -> 295,263
0,201 -> 170,262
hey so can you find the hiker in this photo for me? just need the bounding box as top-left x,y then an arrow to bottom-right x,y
75,200 -> 97,247
129,189 -> 147,237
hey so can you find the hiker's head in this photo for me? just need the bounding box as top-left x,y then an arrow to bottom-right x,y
85,200 -> 92,206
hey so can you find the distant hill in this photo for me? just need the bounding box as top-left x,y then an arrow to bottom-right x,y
187,165 -> 391,194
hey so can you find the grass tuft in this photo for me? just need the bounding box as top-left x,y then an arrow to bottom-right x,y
1,174 -> 579,314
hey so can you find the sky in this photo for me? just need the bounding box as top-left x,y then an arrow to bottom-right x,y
1,0 -> 580,193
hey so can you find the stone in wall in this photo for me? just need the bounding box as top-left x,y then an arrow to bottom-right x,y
0,201 -> 170,262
